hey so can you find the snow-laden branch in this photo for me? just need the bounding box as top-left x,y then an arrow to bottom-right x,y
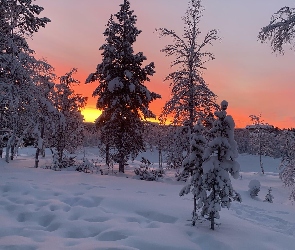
259,6 -> 295,54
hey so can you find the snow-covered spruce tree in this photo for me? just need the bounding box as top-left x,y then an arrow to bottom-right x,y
202,100 -> 241,230
0,0 -> 50,162
179,121 -> 207,226
51,69 -> 87,169
86,0 -> 161,173
158,0 -> 219,130
259,6 -> 295,54
279,130 -> 295,201
264,187 -> 274,203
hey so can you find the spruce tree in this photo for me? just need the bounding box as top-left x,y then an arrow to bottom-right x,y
264,187 -> 274,203
202,100 -> 241,230
158,0 -> 219,129
86,0 -> 161,173
179,121 -> 207,226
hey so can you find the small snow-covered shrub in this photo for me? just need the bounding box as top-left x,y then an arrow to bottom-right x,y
264,187 -> 274,203
134,157 -> 164,181
50,151 -> 77,170
76,158 -> 100,174
248,179 -> 261,198
134,167 -> 164,181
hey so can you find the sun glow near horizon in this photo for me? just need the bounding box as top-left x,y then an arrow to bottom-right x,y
81,108 -> 102,123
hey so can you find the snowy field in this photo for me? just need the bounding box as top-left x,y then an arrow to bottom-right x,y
0,147 -> 295,250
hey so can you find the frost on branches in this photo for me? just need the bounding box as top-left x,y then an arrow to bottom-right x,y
247,115 -> 278,174
279,130 -> 295,201
0,0 -> 51,162
158,0 -> 218,129
166,123 -> 191,169
201,100 -> 241,230
259,6 -> 295,54
50,69 -> 87,170
86,0 -> 161,173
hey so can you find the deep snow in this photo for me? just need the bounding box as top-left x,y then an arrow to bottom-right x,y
0,147 -> 294,250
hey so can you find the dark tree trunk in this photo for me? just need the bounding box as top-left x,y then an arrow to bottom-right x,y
10,145 -> 14,160
210,211 -> 215,230
119,160 -> 125,173
192,194 -> 197,226
159,148 -> 162,169
35,148 -> 40,168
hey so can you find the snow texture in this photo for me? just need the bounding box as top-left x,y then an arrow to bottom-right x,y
0,147 -> 294,250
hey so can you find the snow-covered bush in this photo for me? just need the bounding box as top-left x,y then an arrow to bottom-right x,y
248,179 -> 261,198
134,157 -> 164,181
76,158 -> 100,174
50,151 -> 76,170
264,187 -> 274,203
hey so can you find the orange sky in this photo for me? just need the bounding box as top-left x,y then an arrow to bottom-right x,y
30,0 -> 295,129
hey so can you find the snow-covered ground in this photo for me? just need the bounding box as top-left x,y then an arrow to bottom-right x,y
0,147 -> 294,250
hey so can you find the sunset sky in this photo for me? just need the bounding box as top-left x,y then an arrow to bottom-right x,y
29,0 -> 295,128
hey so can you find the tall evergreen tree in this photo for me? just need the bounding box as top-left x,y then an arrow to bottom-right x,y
86,0 -> 161,173
158,0 -> 219,129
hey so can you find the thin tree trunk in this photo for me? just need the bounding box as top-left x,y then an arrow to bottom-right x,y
5,145 -> 9,163
106,143 -> 110,167
192,194 -> 197,226
259,131 -> 264,174
10,144 -> 14,160
210,211 -> 215,230
159,148 -> 162,169
35,148 -> 40,168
